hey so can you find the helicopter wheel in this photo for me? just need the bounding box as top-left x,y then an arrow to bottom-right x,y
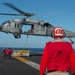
13,33 -> 21,39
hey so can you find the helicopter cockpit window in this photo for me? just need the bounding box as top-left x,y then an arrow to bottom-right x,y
2,21 -> 10,27
2,20 -> 10,25
5,22 -> 10,27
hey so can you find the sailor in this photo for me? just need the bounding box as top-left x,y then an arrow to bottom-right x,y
2,48 -> 7,59
40,27 -> 75,75
7,47 -> 13,59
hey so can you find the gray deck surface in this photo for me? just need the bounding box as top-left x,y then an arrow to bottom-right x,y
0,52 -> 73,75
0,52 -> 41,75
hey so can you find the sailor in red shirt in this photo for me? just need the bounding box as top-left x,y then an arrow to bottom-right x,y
8,47 -> 13,59
2,48 -> 7,59
40,27 -> 75,75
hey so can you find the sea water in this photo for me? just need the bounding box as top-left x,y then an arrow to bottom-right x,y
0,47 -> 44,52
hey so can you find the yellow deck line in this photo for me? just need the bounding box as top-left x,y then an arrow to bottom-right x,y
14,56 -> 40,70
14,56 -> 30,62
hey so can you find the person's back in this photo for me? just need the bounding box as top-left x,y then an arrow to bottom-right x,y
45,40 -> 74,72
40,27 -> 75,75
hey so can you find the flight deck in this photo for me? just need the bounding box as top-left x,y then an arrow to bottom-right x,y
0,52 -> 72,75
0,52 -> 42,75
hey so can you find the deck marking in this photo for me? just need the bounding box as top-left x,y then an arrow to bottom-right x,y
14,56 -> 40,70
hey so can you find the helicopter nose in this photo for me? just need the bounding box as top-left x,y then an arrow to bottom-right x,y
0,25 -> 3,30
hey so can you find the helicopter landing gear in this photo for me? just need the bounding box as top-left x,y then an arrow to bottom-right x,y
13,33 -> 21,38
69,38 -> 74,44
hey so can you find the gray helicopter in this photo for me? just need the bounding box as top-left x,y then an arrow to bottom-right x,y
0,3 -> 75,44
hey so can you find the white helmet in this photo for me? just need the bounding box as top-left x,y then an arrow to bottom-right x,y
53,27 -> 64,38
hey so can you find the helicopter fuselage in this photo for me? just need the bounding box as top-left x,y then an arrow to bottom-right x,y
0,17 -> 75,44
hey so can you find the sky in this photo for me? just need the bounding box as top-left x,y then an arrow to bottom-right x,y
0,0 -> 75,48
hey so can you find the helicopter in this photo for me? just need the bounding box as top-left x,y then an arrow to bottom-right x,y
0,3 -> 75,44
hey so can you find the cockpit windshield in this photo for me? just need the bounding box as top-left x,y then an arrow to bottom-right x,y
2,20 -> 10,25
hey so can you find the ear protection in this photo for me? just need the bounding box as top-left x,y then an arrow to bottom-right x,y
51,32 -> 66,38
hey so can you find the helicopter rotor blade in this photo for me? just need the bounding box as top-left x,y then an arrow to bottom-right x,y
2,3 -> 25,14
2,3 -> 35,17
0,13 -> 23,16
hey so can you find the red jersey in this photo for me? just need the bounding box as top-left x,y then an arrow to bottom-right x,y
2,49 -> 8,55
8,49 -> 12,54
5,50 -> 9,55
40,40 -> 75,75
2,49 -> 6,54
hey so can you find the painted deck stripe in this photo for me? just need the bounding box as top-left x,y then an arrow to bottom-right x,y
14,56 -> 40,70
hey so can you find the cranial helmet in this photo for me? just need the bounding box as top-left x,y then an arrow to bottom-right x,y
52,27 -> 65,38
8,47 -> 11,49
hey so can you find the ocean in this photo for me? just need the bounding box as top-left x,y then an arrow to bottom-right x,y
0,47 -> 44,52
0,47 -> 75,52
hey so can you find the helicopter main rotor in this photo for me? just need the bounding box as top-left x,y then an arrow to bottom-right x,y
0,3 -> 35,17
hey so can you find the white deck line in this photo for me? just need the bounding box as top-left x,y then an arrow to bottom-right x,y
24,61 -> 40,70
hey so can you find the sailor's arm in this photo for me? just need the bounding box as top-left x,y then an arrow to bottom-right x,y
40,44 -> 49,75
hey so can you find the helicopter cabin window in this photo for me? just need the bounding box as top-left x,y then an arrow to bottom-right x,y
15,23 -> 16,28
15,23 -> 19,28
14,23 -> 21,28
41,26 -> 45,31
17,23 -> 19,28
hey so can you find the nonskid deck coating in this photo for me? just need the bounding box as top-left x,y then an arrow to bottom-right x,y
0,52 -> 73,75
0,52 -> 41,75
14,56 -> 40,70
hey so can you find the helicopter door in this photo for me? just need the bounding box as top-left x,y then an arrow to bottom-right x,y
10,22 -> 22,29
17,23 -> 22,29
10,22 -> 17,28
14,23 -> 22,29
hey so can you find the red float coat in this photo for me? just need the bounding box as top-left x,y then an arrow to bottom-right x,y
8,49 -> 12,54
2,49 -> 8,55
2,49 -> 6,54
40,40 -> 75,75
